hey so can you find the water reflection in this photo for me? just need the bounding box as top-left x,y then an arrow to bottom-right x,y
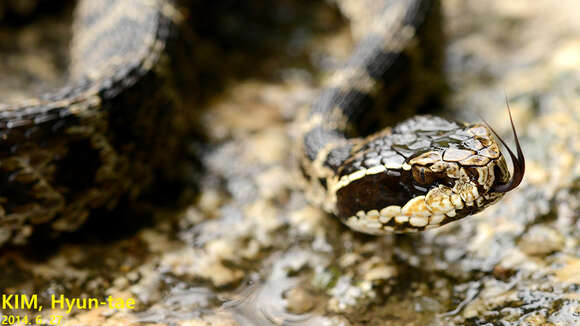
222,249 -> 326,326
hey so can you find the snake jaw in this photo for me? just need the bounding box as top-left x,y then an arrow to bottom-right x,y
480,99 -> 525,193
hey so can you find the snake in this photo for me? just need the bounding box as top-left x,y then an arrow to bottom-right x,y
298,0 -> 525,234
0,0 -> 524,245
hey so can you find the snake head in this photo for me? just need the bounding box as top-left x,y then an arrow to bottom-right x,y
331,109 -> 524,234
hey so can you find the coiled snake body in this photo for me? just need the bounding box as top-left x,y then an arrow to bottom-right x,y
0,0 -> 524,244
0,0 -> 182,245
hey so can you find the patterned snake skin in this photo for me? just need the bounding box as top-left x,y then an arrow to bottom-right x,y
299,0 -> 524,234
0,0 -> 183,245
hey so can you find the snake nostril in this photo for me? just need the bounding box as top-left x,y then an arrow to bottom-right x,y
412,165 -> 438,186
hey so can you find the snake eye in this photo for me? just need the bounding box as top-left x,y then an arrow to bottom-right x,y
480,98 -> 525,193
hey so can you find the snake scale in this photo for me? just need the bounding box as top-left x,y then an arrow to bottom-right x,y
0,0 -> 523,245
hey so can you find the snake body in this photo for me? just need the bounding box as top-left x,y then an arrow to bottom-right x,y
0,0 -> 524,244
0,0 -> 182,245
299,0 -> 524,234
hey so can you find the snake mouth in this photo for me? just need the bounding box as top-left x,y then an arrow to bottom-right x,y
480,98 -> 525,193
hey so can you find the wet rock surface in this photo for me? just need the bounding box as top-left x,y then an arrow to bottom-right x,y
1,0 -> 580,325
